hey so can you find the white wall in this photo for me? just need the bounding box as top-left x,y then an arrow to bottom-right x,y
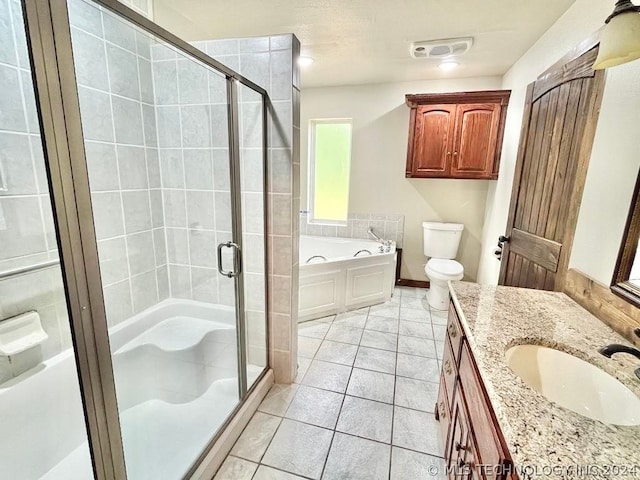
570,58 -> 640,283
476,0 -> 625,285
301,77 -> 502,281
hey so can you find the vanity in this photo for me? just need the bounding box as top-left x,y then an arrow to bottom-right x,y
437,281 -> 640,479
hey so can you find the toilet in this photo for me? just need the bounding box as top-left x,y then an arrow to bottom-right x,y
423,222 -> 465,310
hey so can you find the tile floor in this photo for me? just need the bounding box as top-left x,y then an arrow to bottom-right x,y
214,286 -> 448,480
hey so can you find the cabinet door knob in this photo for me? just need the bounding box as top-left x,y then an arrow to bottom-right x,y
448,323 -> 457,338
444,359 -> 453,376
453,151 -> 458,156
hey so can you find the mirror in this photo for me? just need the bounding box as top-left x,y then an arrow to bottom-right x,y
612,170 -> 640,306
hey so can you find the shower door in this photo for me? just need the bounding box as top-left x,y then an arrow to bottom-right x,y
24,0 -> 272,477
0,0 -> 95,478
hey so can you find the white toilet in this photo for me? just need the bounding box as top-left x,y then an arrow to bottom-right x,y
423,222 -> 465,310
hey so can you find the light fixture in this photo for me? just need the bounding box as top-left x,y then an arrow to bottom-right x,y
438,61 -> 459,72
298,56 -> 314,67
593,0 -> 640,69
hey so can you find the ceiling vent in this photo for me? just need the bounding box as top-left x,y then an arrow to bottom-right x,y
410,38 -> 473,59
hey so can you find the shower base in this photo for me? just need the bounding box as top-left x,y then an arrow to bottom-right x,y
1,299 -> 264,480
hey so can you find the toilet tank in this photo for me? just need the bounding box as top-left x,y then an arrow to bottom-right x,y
423,222 -> 464,259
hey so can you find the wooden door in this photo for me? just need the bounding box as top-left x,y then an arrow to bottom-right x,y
499,41 -> 606,290
411,104 -> 456,176
451,103 -> 500,178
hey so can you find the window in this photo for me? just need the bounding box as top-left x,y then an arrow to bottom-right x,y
308,119 -> 352,224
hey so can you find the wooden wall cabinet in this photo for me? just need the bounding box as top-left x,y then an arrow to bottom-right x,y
436,301 -> 517,479
405,91 -> 510,179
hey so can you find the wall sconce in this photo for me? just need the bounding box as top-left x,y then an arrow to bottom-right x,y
593,0 -> 640,69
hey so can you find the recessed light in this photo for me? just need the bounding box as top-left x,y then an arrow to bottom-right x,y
298,56 -> 315,67
438,61 -> 459,71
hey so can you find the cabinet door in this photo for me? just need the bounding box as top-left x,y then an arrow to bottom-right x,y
437,377 -> 452,459
447,392 -> 470,479
411,104 -> 456,176
451,103 -> 501,178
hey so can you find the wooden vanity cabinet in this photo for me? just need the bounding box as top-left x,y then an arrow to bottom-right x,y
405,91 -> 510,179
436,301 -> 516,480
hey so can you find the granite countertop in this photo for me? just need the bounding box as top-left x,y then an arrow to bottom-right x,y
449,281 -> 640,479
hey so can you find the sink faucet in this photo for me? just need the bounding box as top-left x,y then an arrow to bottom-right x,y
598,344 -> 640,380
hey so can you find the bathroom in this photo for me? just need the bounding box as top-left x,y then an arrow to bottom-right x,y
1,0 -> 639,478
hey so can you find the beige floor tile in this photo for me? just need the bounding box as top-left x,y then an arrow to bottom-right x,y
392,406 -> 441,456
262,419 -> 333,480
284,385 -> 344,429
354,346 -> 396,374
315,340 -> 358,366
336,395 -> 393,443
325,324 -> 363,345
390,447 -> 446,480
360,330 -> 397,351
346,367 -> 395,403
323,432 -> 391,480
231,412 -> 282,462
258,383 -> 299,416
365,315 -> 399,334
300,359 -> 352,393
213,456 -> 258,480
394,377 -> 438,412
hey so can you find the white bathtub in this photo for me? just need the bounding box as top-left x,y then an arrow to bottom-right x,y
299,236 -> 397,322
0,299 -> 263,480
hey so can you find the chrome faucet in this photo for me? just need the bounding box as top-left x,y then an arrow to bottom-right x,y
598,344 -> 640,380
367,227 -> 383,242
367,227 -> 392,252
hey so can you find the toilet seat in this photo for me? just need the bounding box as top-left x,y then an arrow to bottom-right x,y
425,258 -> 464,281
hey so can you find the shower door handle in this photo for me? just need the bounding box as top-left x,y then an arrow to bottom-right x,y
217,242 -> 242,278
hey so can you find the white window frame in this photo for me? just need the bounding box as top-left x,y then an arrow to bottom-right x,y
307,118 -> 353,226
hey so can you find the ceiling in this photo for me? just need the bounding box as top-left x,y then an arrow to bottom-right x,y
153,0 -> 577,88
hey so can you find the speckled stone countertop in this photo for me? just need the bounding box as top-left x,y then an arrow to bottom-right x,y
449,281 -> 640,479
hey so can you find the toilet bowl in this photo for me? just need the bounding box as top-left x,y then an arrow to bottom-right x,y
425,259 -> 464,310
422,222 -> 465,310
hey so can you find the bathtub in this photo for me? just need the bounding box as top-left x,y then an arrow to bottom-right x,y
0,299 -> 264,480
299,235 -> 397,322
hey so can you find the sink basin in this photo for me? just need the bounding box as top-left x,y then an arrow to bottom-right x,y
505,345 -> 640,426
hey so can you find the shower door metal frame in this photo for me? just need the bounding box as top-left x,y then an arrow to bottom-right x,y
21,0 -> 271,478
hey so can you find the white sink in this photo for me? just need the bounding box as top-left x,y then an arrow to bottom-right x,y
505,344 -> 640,426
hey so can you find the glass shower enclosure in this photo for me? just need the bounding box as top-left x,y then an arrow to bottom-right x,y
0,0 -> 270,478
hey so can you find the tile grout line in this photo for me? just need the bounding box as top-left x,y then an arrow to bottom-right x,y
317,331 -> 357,480
238,289 -> 446,480
227,292 -> 445,478
389,288 -> 400,480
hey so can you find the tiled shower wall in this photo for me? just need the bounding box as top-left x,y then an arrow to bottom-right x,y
0,0 -> 299,383
149,42 -> 233,306
0,0 -> 71,371
69,0 -> 170,326
299,212 -> 405,247
196,36 -> 301,383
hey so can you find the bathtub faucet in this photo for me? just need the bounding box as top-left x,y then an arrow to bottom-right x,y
367,227 -> 383,242
367,227 -> 393,252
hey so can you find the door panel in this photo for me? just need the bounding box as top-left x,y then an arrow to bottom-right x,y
412,104 -> 456,176
237,84 -> 268,390
499,45 -> 605,290
0,2 -> 94,477
452,103 -> 500,177
68,2 -> 240,478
